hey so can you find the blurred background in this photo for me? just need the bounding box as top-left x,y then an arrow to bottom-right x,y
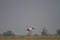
0,0 -> 60,36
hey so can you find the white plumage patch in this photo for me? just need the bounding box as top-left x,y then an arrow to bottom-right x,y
29,27 -> 32,31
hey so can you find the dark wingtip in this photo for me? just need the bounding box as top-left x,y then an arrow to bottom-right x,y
32,28 -> 35,29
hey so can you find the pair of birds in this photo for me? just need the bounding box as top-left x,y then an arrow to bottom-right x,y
26,27 -> 35,36
25,25 -> 35,35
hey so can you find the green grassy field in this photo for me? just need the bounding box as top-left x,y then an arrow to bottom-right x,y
0,36 -> 60,40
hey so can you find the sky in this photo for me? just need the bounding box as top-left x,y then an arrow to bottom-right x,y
0,0 -> 60,35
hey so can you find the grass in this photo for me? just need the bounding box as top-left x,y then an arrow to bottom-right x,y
0,36 -> 60,40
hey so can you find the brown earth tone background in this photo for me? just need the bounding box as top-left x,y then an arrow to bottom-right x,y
0,36 -> 60,40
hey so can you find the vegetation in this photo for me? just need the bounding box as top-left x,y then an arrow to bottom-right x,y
2,30 -> 15,36
0,36 -> 60,40
41,28 -> 48,36
56,29 -> 60,35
